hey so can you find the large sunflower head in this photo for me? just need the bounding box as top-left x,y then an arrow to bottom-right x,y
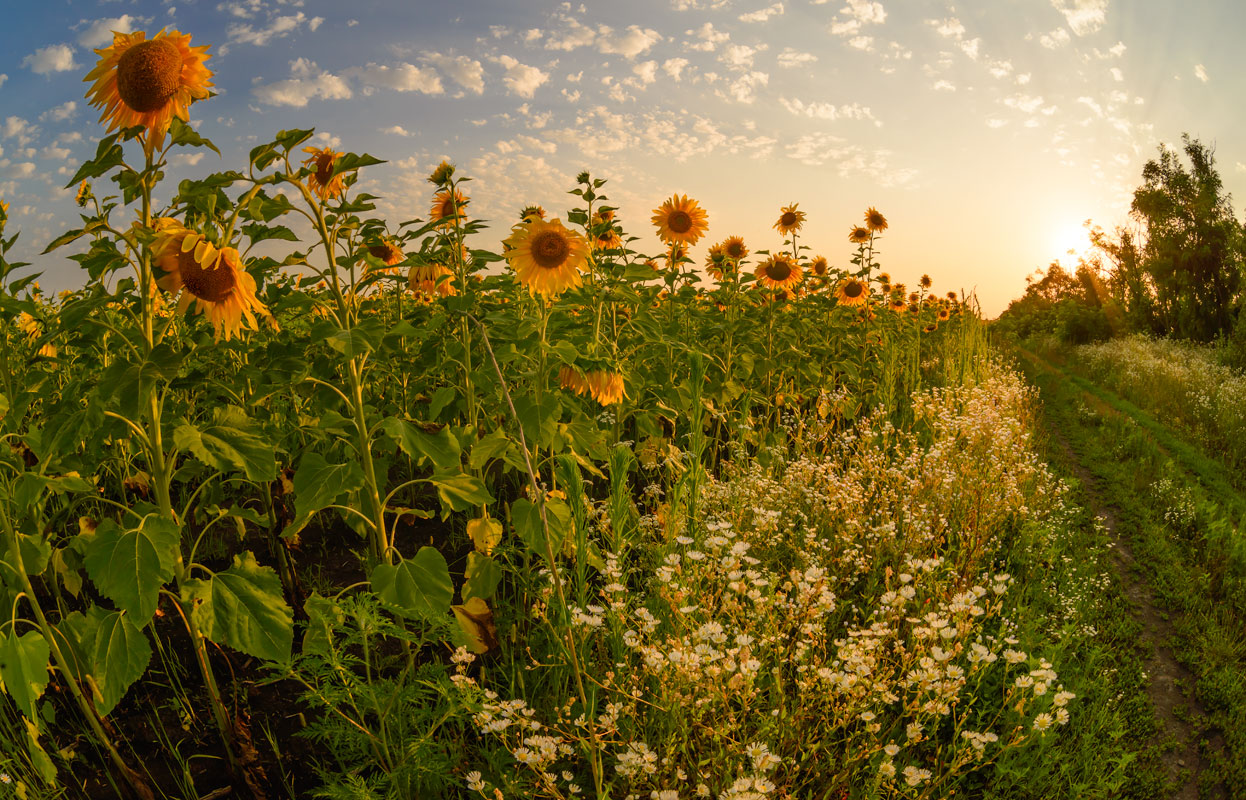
431,188 -> 469,230
301,146 -> 345,201
773,204 -> 806,236
755,254 -> 803,290
848,226 -> 871,245
810,256 -> 828,276
835,277 -> 869,307
152,222 -> 269,340
864,207 -> 888,232
652,194 -> 709,246
722,235 -> 748,261
558,366 -> 589,396
84,29 -> 214,159
504,218 -> 591,298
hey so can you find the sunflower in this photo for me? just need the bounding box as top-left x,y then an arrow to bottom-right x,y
938,307 -> 951,321
849,226 -> 871,245
877,271 -> 891,284
558,366 -> 588,396
520,205 -> 546,222
889,296 -> 908,313
755,254 -> 803,291
368,239 -> 405,268
408,263 -> 456,298
666,242 -> 688,265
773,204 -> 805,236
722,235 -> 748,261
704,243 -> 728,279
431,188 -> 468,229
652,194 -> 709,246
584,370 -> 626,406
75,181 -> 92,207
504,218 -> 591,298
428,160 -> 455,186
84,30 -> 214,159
835,277 -> 869,306
153,221 -> 269,340
864,207 -> 888,232
302,146 -> 345,201
946,291 -> 958,301
592,211 -> 622,251
810,256 -> 828,277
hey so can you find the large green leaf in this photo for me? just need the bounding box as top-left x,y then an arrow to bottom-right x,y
511,498 -> 572,559
59,606 -> 150,717
302,592 -> 344,657
0,630 -> 50,720
182,551 -> 292,663
462,552 -> 501,601
429,470 -> 494,515
377,418 -> 461,470
283,452 -> 365,538
81,516 -> 180,627
173,407 -> 276,481
371,547 -> 453,618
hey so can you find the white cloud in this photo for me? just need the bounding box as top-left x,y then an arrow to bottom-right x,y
173,152 -> 206,166
22,44 -> 78,75
41,145 -> 71,161
0,75 -> 7,89
1194,64 -> 1208,83
1110,67 -> 1123,81
663,58 -> 689,80
493,55 -> 549,98
848,36 -> 874,51
309,17 -> 324,32
423,52 -> 485,94
348,63 -> 444,95
959,38 -> 981,60
930,17 -> 965,38
77,15 -> 147,48
1052,0 -> 1108,36
672,0 -> 730,7
739,3 -> 784,23
722,44 -> 764,70
1077,96 -> 1103,116
986,118 -> 1007,128
686,22 -> 728,52
228,12 -> 313,47
598,25 -> 662,59
632,61 -> 658,85
6,162 -> 36,179
988,60 -> 1013,78
840,0 -> 886,25
780,97 -> 877,122
383,125 -> 411,136
252,58 -> 352,107
1039,28 -> 1071,48
777,48 -> 817,67
933,79 -> 956,91
2,117 -> 37,147
723,71 -> 769,103
544,16 -> 596,51
39,102 -> 77,123
1004,94 -> 1047,114
784,132 -> 915,186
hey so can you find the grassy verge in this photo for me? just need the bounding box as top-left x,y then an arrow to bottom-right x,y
1018,347 -> 1246,793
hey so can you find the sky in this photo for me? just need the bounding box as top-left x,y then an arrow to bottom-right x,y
1,0 -> 1243,316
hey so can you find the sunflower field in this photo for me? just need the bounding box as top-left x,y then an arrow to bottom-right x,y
0,27 -> 1154,800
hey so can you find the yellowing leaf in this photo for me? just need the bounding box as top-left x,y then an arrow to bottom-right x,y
467,516 -> 502,555
452,597 -> 498,654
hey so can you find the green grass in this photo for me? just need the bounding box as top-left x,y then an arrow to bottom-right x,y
1017,346 -> 1246,792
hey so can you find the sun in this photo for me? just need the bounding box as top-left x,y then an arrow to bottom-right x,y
1050,219 -> 1092,260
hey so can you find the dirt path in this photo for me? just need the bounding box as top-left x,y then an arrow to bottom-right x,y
1048,425 -> 1224,800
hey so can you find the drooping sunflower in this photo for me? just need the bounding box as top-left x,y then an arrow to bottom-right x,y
877,271 -> 891,284
520,205 -> 546,222
835,277 -> 870,306
810,256 -> 828,277
504,218 -> 591,298
722,235 -> 748,261
302,146 -> 345,201
84,30 -> 214,159
773,204 -> 806,236
592,211 -> 622,251
755,254 -> 803,291
153,221 -> 269,340
584,370 -> 626,406
408,263 -> 456,298
704,243 -> 728,279
864,207 -> 888,232
75,181 -> 92,207
849,226 -> 871,245
558,366 -> 589,396
431,188 -> 468,229
652,194 -> 709,246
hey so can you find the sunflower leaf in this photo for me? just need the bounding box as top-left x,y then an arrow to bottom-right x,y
273,128 -> 315,152
331,153 -> 386,178
81,516 -> 180,628
64,134 -> 126,189
0,630 -> 50,720
377,418 -> 461,470
182,551 -> 292,663
429,470 -> 494,515
168,118 -> 220,156
173,407 -> 276,482
371,547 -> 453,619
57,606 -> 151,718
283,452 -> 365,539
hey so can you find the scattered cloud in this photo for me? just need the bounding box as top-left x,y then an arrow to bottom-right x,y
722,71 -> 769,103
739,3 -> 784,23
1039,28 -> 1071,49
22,44 -> 78,75
252,58 -> 352,107
383,125 -> 411,136
776,48 -> 817,68
780,97 -> 878,123
227,12 -> 316,47
598,25 -> 662,59
687,22 -> 729,53
933,79 -> 955,92
2,117 -> 38,147
347,62 -> 444,95
1051,0 -> 1108,36
39,101 -> 77,123
663,58 -> 689,80
76,15 -> 148,48
493,55 -> 549,99
423,52 -> 486,94
1194,64 -> 1209,83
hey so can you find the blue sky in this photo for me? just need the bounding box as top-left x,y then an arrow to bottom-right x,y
1,0 -> 1242,314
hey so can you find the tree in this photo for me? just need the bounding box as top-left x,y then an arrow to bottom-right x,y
1129,134 -> 1243,341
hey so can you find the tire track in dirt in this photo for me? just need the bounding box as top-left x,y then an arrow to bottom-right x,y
1024,351 -> 1225,800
